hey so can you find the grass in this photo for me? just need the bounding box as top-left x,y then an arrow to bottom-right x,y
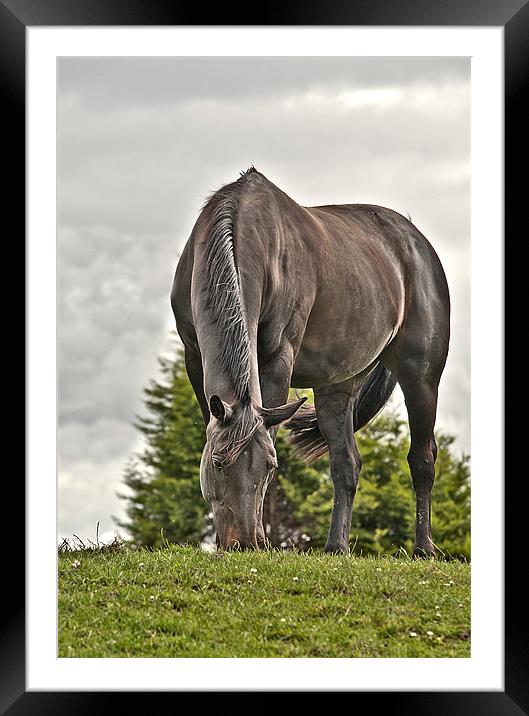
58,545 -> 470,658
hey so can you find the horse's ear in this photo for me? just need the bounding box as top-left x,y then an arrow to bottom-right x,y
261,397 -> 307,428
209,395 -> 232,424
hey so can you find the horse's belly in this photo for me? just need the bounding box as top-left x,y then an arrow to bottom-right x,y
291,304 -> 400,388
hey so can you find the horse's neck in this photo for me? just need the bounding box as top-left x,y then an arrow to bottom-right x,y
192,290 -> 262,407
191,176 -> 292,407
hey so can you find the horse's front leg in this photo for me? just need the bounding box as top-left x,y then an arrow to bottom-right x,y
314,380 -> 362,553
258,344 -> 295,547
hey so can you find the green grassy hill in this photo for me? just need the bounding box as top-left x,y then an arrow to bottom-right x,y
58,546 -> 470,658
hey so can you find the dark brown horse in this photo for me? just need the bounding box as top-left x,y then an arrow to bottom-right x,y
171,167 -> 450,556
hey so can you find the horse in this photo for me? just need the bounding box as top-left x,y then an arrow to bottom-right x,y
171,167 -> 450,556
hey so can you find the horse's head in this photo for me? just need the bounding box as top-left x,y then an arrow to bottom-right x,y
200,395 -> 306,549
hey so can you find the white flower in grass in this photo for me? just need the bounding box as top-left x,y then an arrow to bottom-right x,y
250,568 -> 257,574
292,577 -> 299,582
409,631 -> 418,637
71,560 -> 81,569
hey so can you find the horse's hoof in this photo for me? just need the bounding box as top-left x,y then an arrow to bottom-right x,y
324,542 -> 349,554
413,542 -> 435,559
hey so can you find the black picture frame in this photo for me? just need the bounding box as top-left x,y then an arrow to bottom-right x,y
6,0 -> 519,711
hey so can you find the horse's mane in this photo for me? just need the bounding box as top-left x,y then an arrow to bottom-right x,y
199,167 -> 262,465
200,166 -> 258,404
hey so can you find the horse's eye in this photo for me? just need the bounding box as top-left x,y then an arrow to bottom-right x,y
212,455 -> 224,470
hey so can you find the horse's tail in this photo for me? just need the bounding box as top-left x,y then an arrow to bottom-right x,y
353,364 -> 397,431
285,364 -> 396,462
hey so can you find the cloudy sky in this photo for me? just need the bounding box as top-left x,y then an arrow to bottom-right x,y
58,57 -> 470,543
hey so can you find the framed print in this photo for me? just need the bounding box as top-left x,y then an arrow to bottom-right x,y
5,0 -> 521,711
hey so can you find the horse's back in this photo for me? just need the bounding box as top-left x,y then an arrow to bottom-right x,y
289,202 -> 449,386
306,202 -> 449,318
308,203 -> 435,259
313,202 -> 450,373
302,202 -> 413,317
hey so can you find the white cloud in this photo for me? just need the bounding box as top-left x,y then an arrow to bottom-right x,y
59,457 -> 134,542
281,81 -> 469,114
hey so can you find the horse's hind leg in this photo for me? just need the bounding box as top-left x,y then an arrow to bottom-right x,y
392,366 -> 441,558
314,378 -> 362,553
381,254 -> 449,557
